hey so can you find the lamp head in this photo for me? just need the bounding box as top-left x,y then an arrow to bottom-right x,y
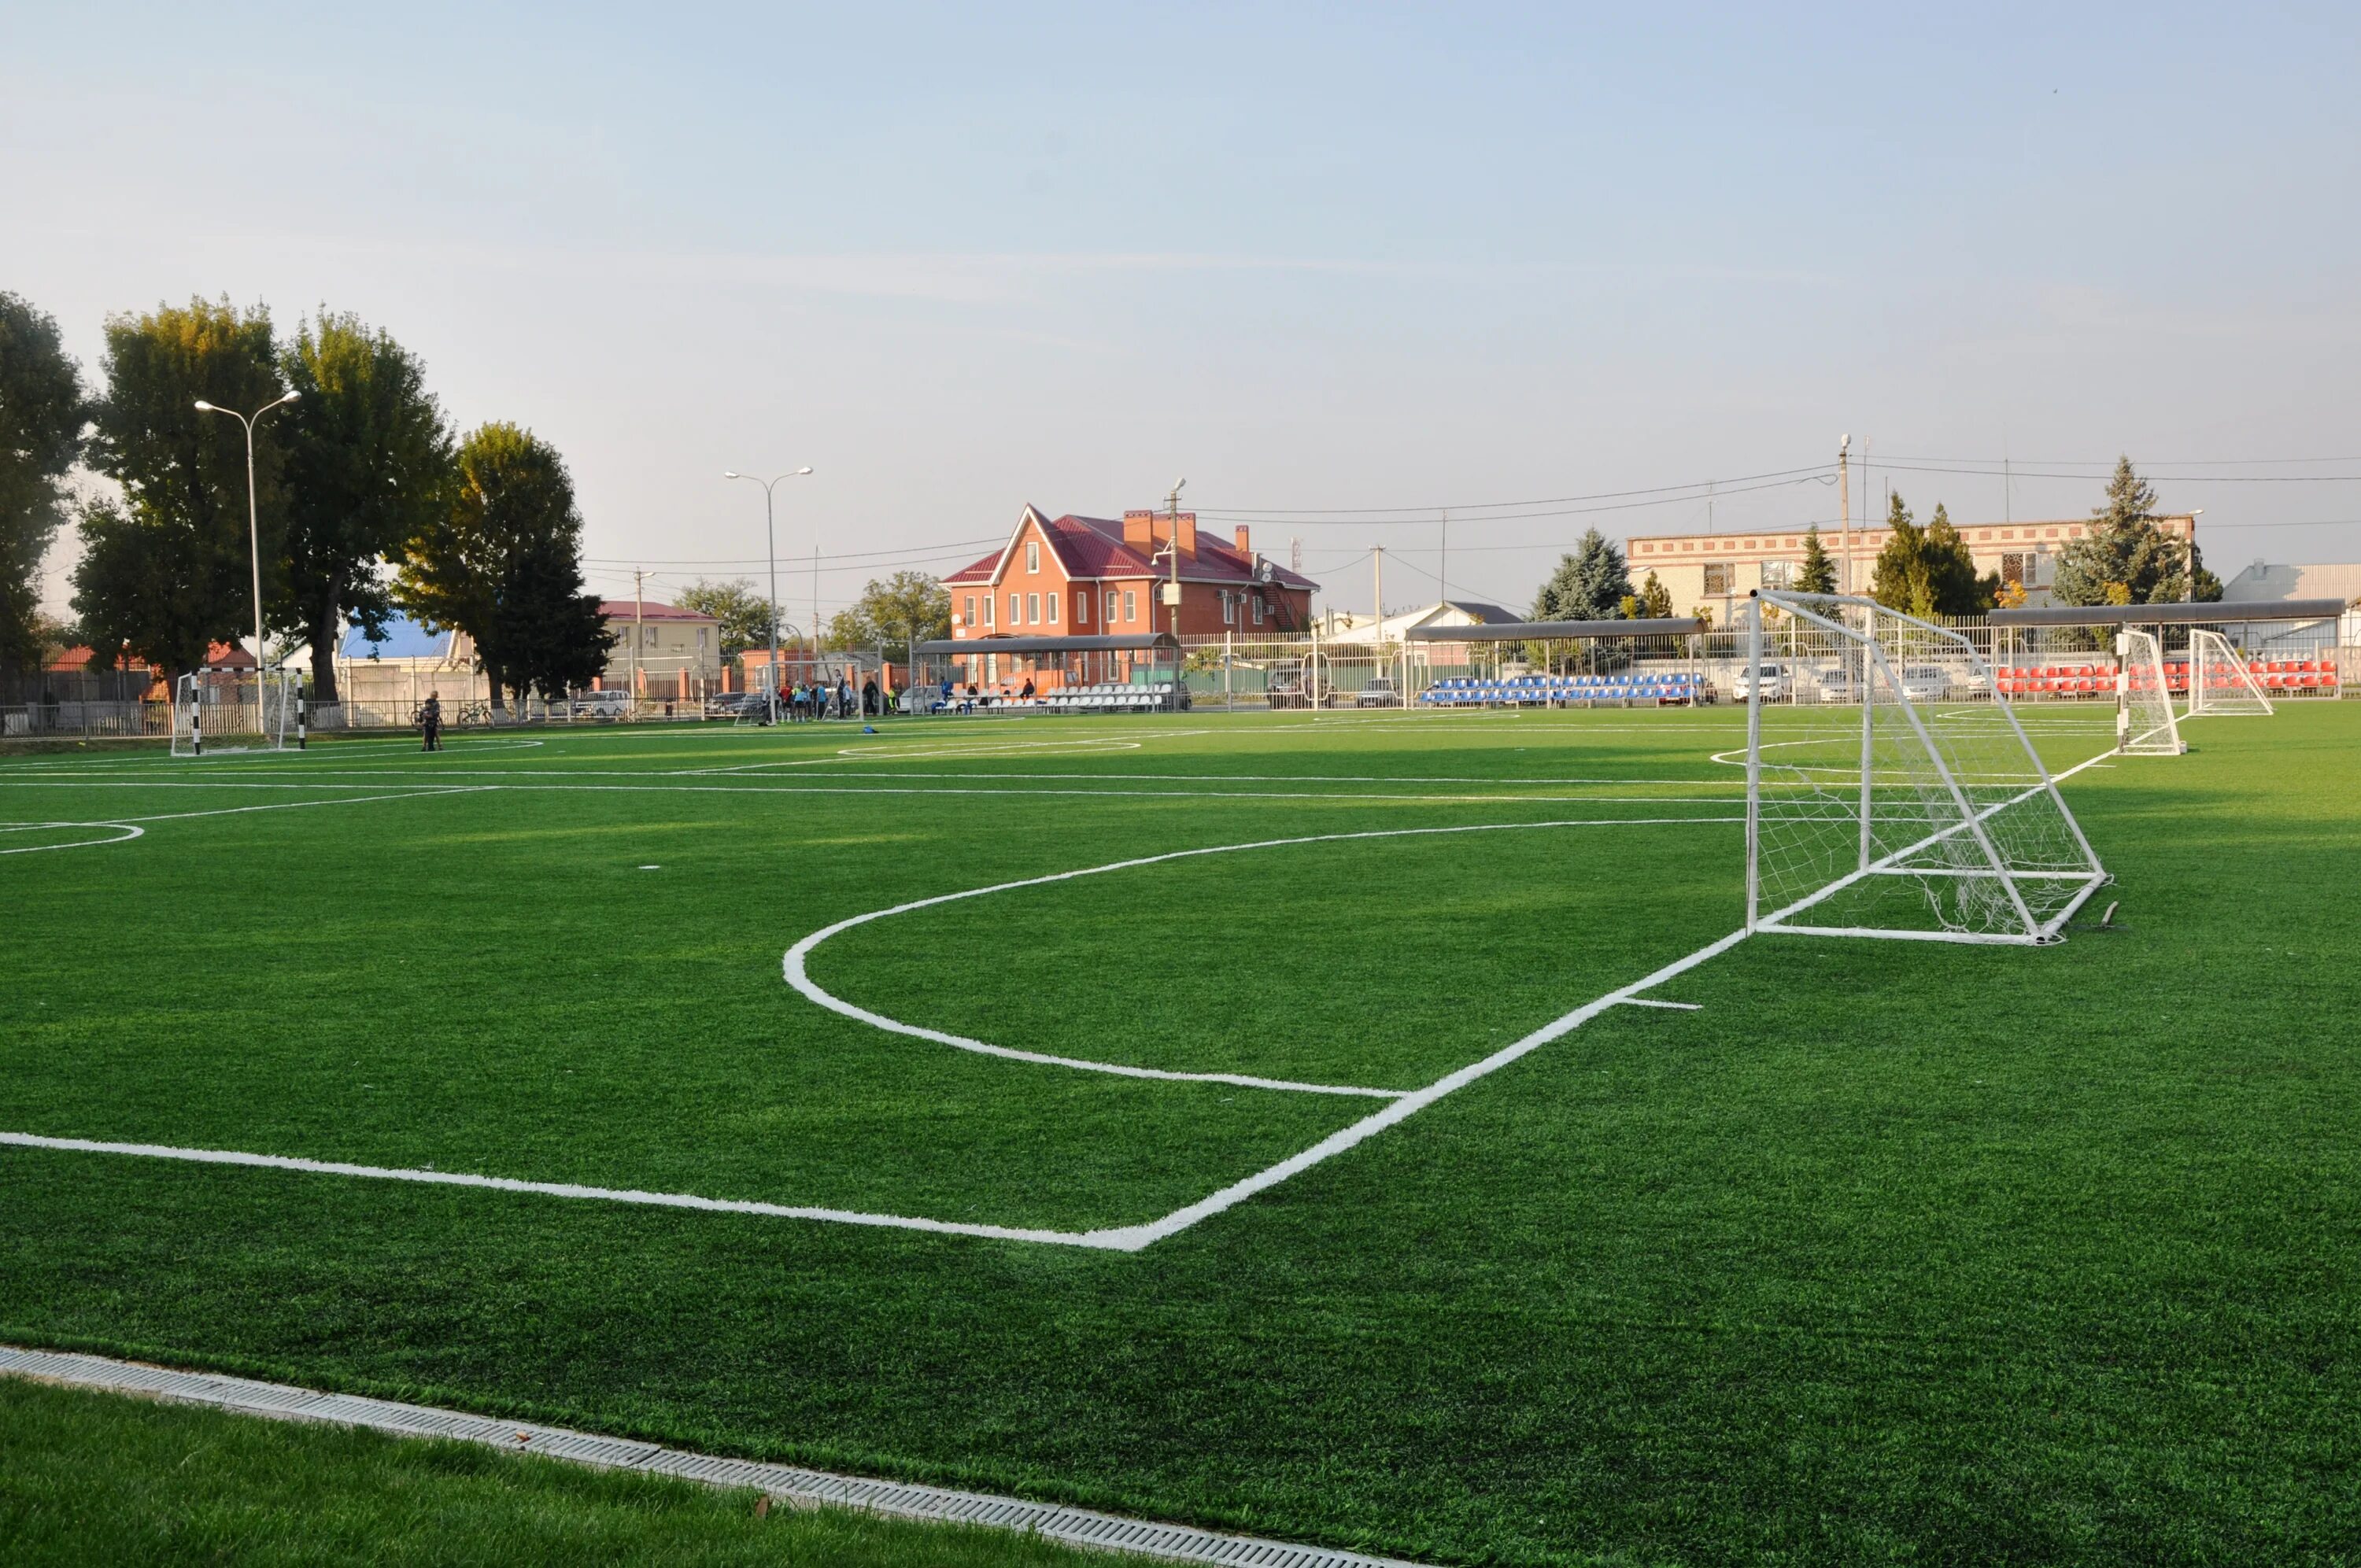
193,400 -> 216,411
723,470 -> 741,478
795,466 -> 812,475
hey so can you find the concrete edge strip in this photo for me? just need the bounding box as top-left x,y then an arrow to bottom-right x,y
0,1344 -> 1424,1567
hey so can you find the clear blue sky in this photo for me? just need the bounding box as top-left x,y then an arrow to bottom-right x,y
11,2 -> 2359,619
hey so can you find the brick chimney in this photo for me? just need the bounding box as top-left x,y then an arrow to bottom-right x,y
1122,508 -> 1199,556
1234,525 -> 1251,555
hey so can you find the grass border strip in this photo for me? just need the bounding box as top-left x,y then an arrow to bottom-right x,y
0,1344 -> 1426,1567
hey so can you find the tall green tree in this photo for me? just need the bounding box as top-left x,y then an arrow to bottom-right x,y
1620,570 -> 1673,620
279,312 -> 453,705
1868,493 -> 1932,615
397,422 -> 612,705
1795,524 -> 1837,595
0,293 -> 87,669
2052,456 -> 2215,605
823,570 -> 950,650
675,577 -> 778,657
72,299 -> 286,677
1532,529 -> 1632,622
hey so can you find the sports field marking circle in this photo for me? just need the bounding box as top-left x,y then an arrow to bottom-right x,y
0,821 -> 145,854
785,814 -> 1735,1098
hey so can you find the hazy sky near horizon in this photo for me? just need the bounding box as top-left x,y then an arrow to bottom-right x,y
10,2 -> 2360,619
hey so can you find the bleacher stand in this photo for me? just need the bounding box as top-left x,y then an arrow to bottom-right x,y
1991,659 -> 2337,698
1417,670 -> 1708,708
921,680 -> 1188,716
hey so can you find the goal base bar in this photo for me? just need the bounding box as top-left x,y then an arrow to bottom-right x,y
1758,869 -> 2109,946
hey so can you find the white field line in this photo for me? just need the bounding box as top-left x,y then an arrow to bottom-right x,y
0,777 -> 1751,808
1616,997 -> 1701,1010
0,822 -> 144,854
4,765 -> 1760,788
1080,925 -> 1756,1251
0,1132 -> 1099,1248
785,817 -> 1737,1099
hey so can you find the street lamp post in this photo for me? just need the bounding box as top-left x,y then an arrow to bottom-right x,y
194,392 -> 299,678
724,467 -> 813,723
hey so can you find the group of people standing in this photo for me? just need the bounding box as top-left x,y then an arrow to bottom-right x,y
776,675 -> 894,722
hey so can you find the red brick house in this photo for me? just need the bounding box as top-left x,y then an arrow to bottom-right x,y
943,507 -> 1316,684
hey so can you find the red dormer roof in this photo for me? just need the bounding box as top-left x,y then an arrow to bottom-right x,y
943,507 -> 1318,592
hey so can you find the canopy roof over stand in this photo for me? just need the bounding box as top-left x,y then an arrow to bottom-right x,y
1409,617 -> 1706,642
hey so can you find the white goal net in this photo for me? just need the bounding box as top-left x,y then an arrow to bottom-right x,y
2188,629 -> 2274,718
1745,592 -> 2108,946
172,670 -> 303,757
2115,629 -> 2185,755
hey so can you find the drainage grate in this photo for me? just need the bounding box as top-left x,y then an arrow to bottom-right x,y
0,1345 -> 1423,1566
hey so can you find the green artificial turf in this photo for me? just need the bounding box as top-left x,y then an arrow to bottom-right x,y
2,705 -> 2356,1564
0,1376 -> 1106,1566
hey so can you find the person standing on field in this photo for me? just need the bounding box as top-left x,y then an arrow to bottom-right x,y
420,691 -> 444,752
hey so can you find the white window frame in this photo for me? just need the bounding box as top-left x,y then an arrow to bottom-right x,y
1046,593 -> 1059,624
1076,592 -> 1089,626
1252,595 -> 1265,625
1026,541 -> 1040,574
964,595 -> 976,627
1105,589 -> 1119,622
1221,589 -> 1235,626
1009,593 -> 1021,627
1026,592 -> 1040,625
1123,589 -> 1136,623
983,595 -> 994,627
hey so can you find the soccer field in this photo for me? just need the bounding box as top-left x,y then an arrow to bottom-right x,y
4,704 -> 2357,1563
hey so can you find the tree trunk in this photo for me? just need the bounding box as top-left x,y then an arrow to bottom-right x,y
307,598 -> 341,707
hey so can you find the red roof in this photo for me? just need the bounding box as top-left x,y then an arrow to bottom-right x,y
205,641 -> 257,669
597,600 -> 714,622
944,507 -> 1318,592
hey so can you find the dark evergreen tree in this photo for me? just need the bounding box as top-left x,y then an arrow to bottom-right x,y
2053,456 -> 2204,605
1532,529 -> 1632,622
1868,493 -> 1933,616
0,293 -> 86,670
1795,524 -> 1837,595
1920,504 -> 1999,615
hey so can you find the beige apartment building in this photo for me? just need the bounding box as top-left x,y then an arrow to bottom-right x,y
1628,515 -> 2197,619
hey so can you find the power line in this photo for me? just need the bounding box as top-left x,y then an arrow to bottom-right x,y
1192,463 -> 1831,517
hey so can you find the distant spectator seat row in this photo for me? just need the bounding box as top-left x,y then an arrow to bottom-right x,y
1421,671 -> 1706,707
1994,659 -> 2339,696
926,681 -> 1186,715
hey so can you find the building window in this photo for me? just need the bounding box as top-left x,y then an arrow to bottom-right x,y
1106,589 -> 1119,622
1026,592 -> 1040,624
983,596 -> 994,627
1045,593 -> 1059,624
696,627 -> 708,647
1123,590 -> 1136,622
1252,596 -> 1265,625
1221,590 -> 1235,626
1075,592 -> 1088,625
644,625 -> 659,646
1026,541 -> 1040,574
1761,560 -> 1794,589
2001,552 -> 2030,586
1009,593 -> 1020,627
963,595 -> 975,627
1703,563 -> 1732,595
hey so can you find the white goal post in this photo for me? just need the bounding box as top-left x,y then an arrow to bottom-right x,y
2115,629 -> 2185,755
172,670 -> 305,757
2187,628 -> 2274,717
1743,591 -> 2108,946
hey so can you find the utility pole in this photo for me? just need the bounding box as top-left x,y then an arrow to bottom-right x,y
1372,545 -> 1384,639
1838,434 -> 1852,596
1165,478 -> 1187,644
632,569 -> 645,703
1439,509 -> 1448,605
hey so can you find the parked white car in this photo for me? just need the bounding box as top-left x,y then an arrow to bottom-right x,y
1731,662 -> 1792,702
566,690 -> 633,719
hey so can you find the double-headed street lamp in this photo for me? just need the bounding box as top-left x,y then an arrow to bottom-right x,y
194,391 -> 299,675
723,467 -> 814,723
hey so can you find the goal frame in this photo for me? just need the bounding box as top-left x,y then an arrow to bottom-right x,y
1744,591 -> 2109,946
2115,629 -> 2185,755
2187,628 -> 2274,718
172,670 -> 305,758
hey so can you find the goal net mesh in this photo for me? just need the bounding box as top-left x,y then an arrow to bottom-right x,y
1746,593 -> 2108,945
2188,629 -> 2274,717
2116,629 -> 2184,755
173,671 -> 301,757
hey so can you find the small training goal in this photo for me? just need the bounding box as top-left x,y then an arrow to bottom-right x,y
2115,629 -> 2185,756
2187,629 -> 2274,718
172,670 -> 304,757
1743,591 -> 2108,946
